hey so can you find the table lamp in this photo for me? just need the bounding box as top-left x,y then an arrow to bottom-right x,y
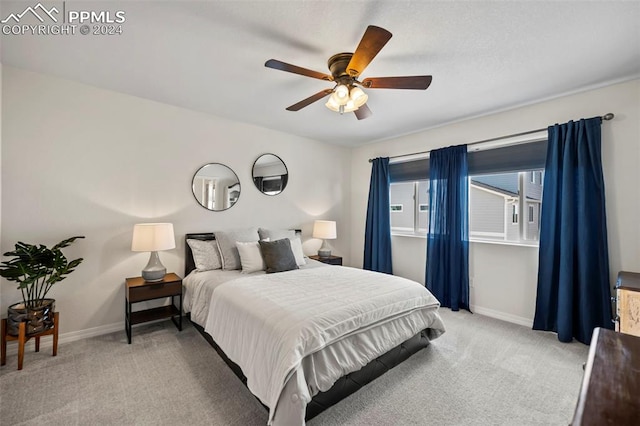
131,223 -> 175,282
312,220 -> 337,258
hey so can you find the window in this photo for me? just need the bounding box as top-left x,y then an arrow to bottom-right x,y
388,137 -> 546,244
469,170 -> 543,244
528,205 -> 535,223
390,181 -> 429,235
391,169 -> 543,244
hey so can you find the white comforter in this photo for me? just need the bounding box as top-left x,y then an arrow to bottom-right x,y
183,260 -> 325,326
203,265 -> 445,425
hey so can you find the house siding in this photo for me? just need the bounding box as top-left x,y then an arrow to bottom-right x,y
470,187 -> 505,238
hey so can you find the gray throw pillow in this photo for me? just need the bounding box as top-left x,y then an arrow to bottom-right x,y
258,228 -> 296,241
215,228 -> 260,270
259,239 -> 299,274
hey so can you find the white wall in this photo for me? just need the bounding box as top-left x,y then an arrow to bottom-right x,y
350,79 -> 640,325
1,67 -> 352,338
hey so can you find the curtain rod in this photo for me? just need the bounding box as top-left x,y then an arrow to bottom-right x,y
368,113 -> 615,163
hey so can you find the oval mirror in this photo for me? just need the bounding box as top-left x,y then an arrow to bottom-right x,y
192,163 -> 241,211
252,154 -> 288,196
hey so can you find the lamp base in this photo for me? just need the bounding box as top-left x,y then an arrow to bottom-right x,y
141,251 -> 166,282
317,248 -> 332,258
318,239 -> 332,258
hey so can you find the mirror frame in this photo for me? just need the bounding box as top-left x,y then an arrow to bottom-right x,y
191,163 -> 241,211
251,153 -> 288,196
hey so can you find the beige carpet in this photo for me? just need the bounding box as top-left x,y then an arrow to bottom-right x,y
0,309 -> 588,425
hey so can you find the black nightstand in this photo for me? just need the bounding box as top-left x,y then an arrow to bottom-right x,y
309,255 -> 343,266
125,272 -> 182,344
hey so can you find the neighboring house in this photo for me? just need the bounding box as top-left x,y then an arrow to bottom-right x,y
470,171 -> 543,243
390,172 -> 542,242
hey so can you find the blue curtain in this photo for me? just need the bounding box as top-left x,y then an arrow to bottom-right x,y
364,157 -> 393,274
426,145 -> 470,311
533,117 -> 612,345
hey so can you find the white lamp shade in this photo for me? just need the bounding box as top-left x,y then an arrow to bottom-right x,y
350,86 -> 368,108
312,220 -> 337,240
334,84 -> 349,103
131,223 -> 176,252
325,94 -> 341,112
343,99 -> 358,113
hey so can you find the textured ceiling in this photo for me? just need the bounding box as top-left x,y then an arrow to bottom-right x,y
1,1 -> 639,146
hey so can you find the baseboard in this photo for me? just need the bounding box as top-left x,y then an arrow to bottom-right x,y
3,321 -> 124,356
470,305 -> 533,328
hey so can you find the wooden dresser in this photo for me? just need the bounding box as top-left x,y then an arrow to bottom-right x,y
571,327 -> 640,425
615,271 -> 640,336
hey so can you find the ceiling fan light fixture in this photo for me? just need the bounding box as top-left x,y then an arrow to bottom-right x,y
329,91 -> 346,106
335,84 -> 350,102
325,94 -> 341,112
350,86 -> 368,108
343,99 -> 358,113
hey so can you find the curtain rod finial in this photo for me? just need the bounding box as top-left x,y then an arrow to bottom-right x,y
603,113 -> 614,121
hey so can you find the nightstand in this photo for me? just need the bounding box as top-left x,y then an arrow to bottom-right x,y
615,271 -> 640,336
125,272 -> 182,344
309,255 -> 343,266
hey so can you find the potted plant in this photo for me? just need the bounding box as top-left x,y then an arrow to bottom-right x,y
0,236 -> 84,336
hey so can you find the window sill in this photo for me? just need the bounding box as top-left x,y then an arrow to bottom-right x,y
391,232 -> 539,248
469,239 -> 539,248
391,232 -> 426,239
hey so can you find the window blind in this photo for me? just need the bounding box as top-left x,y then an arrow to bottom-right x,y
389,139 -> 547,182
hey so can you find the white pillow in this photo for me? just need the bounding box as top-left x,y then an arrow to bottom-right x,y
288,237 -> 306,267
215,228 -> 260,270
187,239 -> 222,271
236,239 -> 269,273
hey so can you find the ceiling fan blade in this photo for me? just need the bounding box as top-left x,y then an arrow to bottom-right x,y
362,76 -> 432,90
265,59 -> 333,81
354,104 -> 372,120
347,26 -> 392,77
286,89 -> 333,111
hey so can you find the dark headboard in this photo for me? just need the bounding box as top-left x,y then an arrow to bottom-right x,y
185,229 -> 302,277
185,233 -> 216,277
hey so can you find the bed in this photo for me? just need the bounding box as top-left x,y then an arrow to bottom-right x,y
183,231 -> 445,425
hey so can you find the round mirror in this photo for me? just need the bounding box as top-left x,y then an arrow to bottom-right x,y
192,163 -> 241,211
252,154 -> 288,196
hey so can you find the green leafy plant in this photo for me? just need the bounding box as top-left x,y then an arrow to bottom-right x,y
0,236 -> 85,309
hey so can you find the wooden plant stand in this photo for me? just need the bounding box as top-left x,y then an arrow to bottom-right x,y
1,311 -> 59,370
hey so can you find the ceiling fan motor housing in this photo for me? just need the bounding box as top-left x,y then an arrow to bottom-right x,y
328,52 -> 355,79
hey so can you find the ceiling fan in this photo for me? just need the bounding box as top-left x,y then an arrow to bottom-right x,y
264,25 -> 432,120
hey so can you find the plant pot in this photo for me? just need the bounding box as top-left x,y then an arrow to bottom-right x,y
7,299 -> 56,336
